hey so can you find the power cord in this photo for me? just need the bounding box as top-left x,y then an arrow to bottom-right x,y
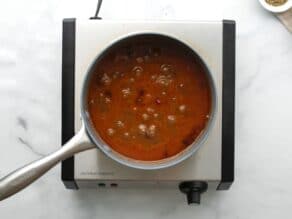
90,0 -> 103,19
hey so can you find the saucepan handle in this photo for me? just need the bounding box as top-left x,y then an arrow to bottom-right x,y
0,124 -> 94,201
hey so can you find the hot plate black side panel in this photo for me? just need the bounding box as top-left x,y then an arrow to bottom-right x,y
61,18 -> 78,189
217,20 -> 236,190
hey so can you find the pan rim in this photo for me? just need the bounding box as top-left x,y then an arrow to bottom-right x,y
80,32 -> 217,170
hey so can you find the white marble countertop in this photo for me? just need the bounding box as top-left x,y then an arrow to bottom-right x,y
0,0 -> 292,218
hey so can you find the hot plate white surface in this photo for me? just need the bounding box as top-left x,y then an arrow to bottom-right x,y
74,20 -> 222,183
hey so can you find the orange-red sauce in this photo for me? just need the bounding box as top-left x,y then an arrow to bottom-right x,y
87,37 -> 211,161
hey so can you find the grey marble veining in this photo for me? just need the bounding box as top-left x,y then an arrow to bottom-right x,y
17,116 -> 28,131
0,0 -> 292,218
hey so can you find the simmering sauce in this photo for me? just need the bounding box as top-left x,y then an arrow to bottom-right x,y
87,36 -> 212,161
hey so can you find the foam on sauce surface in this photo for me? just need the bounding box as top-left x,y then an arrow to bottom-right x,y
87,37 -> 212,161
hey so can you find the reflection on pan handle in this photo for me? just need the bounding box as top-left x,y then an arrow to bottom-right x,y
0,123 -> 94,201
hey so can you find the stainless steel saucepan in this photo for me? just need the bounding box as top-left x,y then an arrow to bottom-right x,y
0,33 -> 216,201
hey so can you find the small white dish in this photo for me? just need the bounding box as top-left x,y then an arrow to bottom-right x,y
258,0 -> 292,13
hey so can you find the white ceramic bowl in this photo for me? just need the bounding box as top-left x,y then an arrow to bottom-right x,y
258,0 -> 292,13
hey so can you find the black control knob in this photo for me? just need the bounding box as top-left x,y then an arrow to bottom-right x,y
179,181 -> 208,205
